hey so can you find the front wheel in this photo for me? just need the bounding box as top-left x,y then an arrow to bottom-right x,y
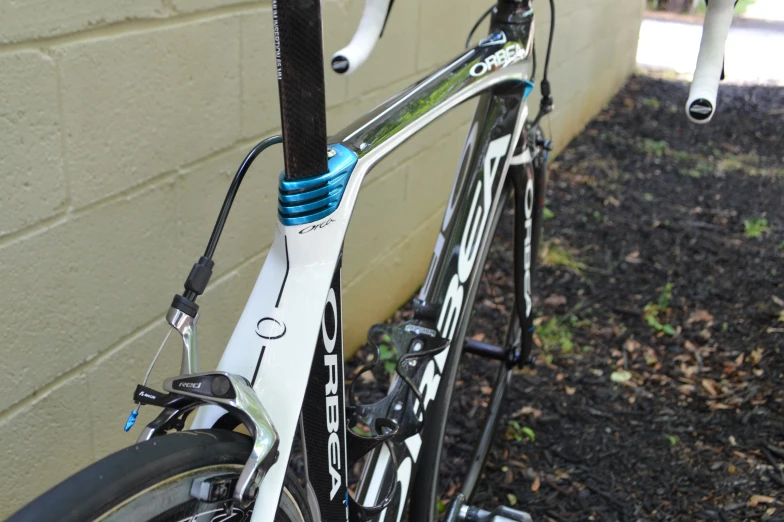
9,430 -> 311,522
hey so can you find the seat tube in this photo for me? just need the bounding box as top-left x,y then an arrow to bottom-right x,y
271,0 -> 329,180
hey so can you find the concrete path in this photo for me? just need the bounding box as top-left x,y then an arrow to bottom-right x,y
743,0 -> 784,22
636,14 -> 784,85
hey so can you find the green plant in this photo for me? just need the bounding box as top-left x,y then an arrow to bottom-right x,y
537,317 -> 574,352
540,240 -> 586,276
643,282 -> 676,336
377,341 -> 399,374
643,138 -> 668,157
506,420 -> 535,442
642,97 -> 660,109
543,207 -> 555,220
744,217 -> 770,239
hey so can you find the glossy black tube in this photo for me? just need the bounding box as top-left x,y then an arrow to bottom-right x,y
272,0 -> 329,179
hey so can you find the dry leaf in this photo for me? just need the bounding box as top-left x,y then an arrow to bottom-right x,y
565,386 -> 576,395
531,476 -> 541,493
684,340 -> 698,352
708,400 -> 733,410
751,347 -> 764,365
471,332 -> 486,342
735,353 -> 745,366
625,338 -> 641,352
748,495 -> 775,507
543,294 -> 567,307
556,373 -> 566,382
624,251 -> 642,264
514,406 -> 542,418
702,379 -> 718,397
772,295 -> 784,307
604,196 -> 621,207
678,384 -> 695,395
479,386 -> 493,394
687,310 -> 714,325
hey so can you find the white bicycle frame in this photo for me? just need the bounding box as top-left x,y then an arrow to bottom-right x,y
184,22 -> 535,522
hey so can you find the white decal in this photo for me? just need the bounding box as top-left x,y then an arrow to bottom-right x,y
470,44 -> 526,77
322,288 -> 342,500
523,176 -> 535,316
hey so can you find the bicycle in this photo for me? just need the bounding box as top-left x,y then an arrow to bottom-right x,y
7,0 -> 735,521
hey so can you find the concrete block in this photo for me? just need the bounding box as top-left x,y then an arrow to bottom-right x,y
174,143 -> 281,276
58,15 -> 241,207
343,164 -> 408,284
0,182 -> 180,412
240,8 -> 283,140
0,51 -> 65,237
0,0 -> 165,44
0,374 -> 94,519
416,0 -> 490,72
343,205 -> 444,354
344,0 -> 419,99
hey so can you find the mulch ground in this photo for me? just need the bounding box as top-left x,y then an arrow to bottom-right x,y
347,75 -> 784,522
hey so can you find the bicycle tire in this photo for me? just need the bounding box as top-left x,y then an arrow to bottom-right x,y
410,179 -> 518,522
8,430 -> 312,522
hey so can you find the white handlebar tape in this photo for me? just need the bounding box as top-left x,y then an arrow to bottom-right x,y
686,0 -> 735,124
331,0 -> 392,75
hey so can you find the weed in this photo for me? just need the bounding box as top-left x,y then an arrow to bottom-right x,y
642,97 -> 661,109
536,317 -> 574,352
643,193 -> 655,201
377,341 -> 399,374
643,282 -> 676,336
506,420 -> 535,442
665,434 -> 678,446
669,149 -> 691,162
540,240 -> 586,276
543,207 -> 555,220
779,241 -> 784,250
744,217 -> 770,239
643,139 -> 668,157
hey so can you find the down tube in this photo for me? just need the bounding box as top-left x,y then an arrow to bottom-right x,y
355,86 -> 529,522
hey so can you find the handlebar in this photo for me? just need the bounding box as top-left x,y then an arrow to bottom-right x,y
331,0 -> 394,74
685,0 -> 734,124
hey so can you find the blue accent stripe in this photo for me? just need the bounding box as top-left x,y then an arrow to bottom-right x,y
523,79 -> 535,99
278,144 -> 358,226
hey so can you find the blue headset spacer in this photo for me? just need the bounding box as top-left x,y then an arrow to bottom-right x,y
278,144 -> 358,226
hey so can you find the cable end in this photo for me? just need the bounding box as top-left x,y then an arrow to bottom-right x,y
124,409 -> 139,432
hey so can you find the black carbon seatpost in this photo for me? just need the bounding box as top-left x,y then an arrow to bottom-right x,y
272,0 -> 329,180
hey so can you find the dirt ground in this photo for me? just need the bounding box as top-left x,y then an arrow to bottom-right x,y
348,75 -> 784,522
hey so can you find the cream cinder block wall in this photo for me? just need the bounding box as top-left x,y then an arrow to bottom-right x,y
0,0 -> 643,514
